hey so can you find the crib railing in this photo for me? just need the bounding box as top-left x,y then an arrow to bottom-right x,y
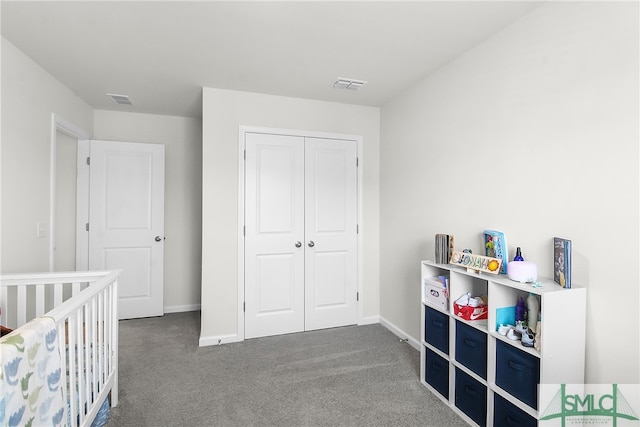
0,270 -> 121,427
1,270 -> 117,328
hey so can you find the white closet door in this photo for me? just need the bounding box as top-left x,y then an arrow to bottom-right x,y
304,138 -> 358,331
244,133 -> 305,339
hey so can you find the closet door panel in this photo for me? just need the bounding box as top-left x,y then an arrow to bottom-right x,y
304,137 -> 358,331
244,133 -> 305,339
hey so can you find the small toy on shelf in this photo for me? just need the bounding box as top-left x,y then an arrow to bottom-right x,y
450,251 -> 502,275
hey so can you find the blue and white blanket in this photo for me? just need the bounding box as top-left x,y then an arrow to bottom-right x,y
0,317 -> 67,427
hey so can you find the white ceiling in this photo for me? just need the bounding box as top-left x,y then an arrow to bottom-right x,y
1,1 -> 543,119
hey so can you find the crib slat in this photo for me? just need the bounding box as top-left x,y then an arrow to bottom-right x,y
77,307 -> 87,426
57,320 -> 70,426
17,284 -> 26,326
35,283 -> 45,317
97,292 -> 104,387
88,298 -> 98,408
112,277 -> 119,407
67,315 -> 79,427
54,282 -> 64,307
0,286 -> 7,325
107,284 -> 114,374
82,303 -> 91,417
72,281 -> 82,297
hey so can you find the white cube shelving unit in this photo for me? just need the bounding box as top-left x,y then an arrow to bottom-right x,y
420,260 -> 586,427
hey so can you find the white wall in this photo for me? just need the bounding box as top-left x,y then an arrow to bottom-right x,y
1,37 -> 94,273
0,37 -> 202,310
380,2 -> 638,384
201,87 -> 380,343
93,110 -> 202,312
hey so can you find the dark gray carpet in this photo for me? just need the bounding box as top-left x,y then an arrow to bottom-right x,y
106,312 -> 467,427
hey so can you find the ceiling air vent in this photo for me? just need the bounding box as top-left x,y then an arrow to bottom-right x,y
106,93 -> 133,106
333,78 -> 367,91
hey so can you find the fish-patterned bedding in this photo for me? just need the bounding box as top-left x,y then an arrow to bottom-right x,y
0,316 -> 66,427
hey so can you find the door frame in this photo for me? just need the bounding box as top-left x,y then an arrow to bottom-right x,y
48,114 -> 91,272
237,126 -> 364,341
76,140 -> 91,271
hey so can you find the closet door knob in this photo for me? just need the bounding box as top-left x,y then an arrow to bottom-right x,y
307,241 -> 315,248
295,241 -> 302,248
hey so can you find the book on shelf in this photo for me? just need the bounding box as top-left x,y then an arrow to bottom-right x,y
553,237 -> 572,288
435,234 -> 454,264
483,230 -> 508,274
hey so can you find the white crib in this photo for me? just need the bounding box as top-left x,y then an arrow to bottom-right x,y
0,270 -> 120,427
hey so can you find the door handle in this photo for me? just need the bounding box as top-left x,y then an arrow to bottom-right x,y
307,241 -> 315,248
155,236 -> 164,242
295,241 -> 302,248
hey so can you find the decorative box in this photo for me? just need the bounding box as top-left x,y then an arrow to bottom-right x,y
453,303 -> 488,321
424,277 -> 448,310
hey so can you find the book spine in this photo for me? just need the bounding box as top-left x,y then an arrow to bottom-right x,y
565,241 -> 572,289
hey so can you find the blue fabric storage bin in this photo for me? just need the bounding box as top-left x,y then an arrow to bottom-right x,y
455,320 -> 487,379
425,347 -> 449,399
493,393 -> 537,427
455,368 -> 487,427
495,340 -> 540,409
425,306 -> 449,354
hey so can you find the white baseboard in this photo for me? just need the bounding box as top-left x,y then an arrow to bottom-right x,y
197,315 -> 419,350
198,333 -> 243,347
379,316 -> 421,351
164,304 -> 201,314
360,315 -> 380,325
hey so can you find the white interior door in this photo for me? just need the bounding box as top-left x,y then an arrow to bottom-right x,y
304,138 -> 358,331
244,133 -> 305,339
88,140 -> 165,319
244,132 -> 358,339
